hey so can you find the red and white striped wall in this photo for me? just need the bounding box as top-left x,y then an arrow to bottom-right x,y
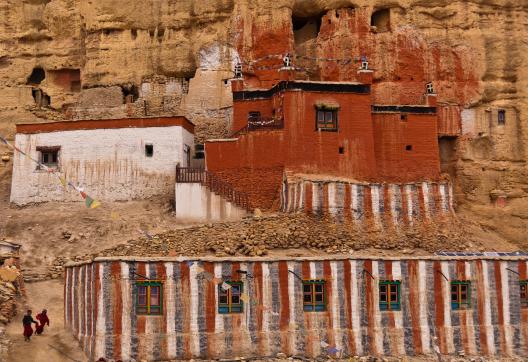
280,177 -> 454,225
64,256 -> 528,361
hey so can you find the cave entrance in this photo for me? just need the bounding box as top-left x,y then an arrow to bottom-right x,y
292,15 -> 322,46
371,9 -> 391,32
27,67 -> 45,85
121,84 -> 139,104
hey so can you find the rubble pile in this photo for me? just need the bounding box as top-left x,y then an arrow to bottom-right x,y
0,261 -> 22,324
86,214 -> 475,259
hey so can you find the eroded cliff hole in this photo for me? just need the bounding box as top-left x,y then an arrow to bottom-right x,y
27,67 -> 45,85
371,9 -> 391,32
292,15 -> 322,46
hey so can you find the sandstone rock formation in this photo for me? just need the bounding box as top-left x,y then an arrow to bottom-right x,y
0,0 -> 527,245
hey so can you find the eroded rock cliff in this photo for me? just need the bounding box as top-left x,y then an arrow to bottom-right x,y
0,0 -> 526,245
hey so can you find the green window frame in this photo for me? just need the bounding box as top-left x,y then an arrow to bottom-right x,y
379,280 -> 401,311
218,281 -> 243,314
136,281 -> 163,315
303,280 -> 326,312
451,280 -> 471,310
520,280 -> 528,308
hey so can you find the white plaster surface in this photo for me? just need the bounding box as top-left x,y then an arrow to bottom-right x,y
10,125 -> 194,205
174,182 -> 247,222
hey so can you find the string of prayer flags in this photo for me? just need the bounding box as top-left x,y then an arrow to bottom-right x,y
0,133 -> 101,209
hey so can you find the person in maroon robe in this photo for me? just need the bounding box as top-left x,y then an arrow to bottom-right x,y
35,309 -> 50,335
22,310 -> 38,341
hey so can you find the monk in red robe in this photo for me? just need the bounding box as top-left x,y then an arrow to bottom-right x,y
22,310 -> 38,341
35,309 -> 50,335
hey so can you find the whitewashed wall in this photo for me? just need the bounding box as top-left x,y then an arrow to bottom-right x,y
10,126 -> 194,205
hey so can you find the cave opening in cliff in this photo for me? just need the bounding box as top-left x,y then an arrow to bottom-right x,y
27,67 -> 45,85
371,9 -> 391,32
121,85 -> 139,104
292,15 -> 322,46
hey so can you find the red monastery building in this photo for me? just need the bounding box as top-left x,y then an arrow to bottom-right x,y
205,63 -> 441,210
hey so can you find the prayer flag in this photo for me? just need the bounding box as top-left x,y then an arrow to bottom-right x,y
80,191 -> 87,199
327,347 -> 339,354
195,265 -> 204,274
85,195 -> 94,208
186,261 -> 194,267
59,177 -> 67,187
0,136 -> 7,144
240,293 -> 249,303
90,199 -> 101,209
320,341 -> 329,348
221,282 -> 231,290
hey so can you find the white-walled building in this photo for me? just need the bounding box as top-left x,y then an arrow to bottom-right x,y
10,117 -> 194,205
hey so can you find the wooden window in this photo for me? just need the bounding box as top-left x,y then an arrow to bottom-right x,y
136,281 -> 163,315
218,281 -> 243,314
451,280 -> 471,310
316,110 -> 338,131
303,280 -> 326,312
379,280 -> 401,311
498,109 -> 506,125
36,146 -> 60,169
520,280 -> 528,308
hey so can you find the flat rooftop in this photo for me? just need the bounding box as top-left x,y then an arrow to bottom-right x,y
16,116 -> 194,135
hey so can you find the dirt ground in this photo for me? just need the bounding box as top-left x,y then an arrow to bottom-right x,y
5,279 -> 87,362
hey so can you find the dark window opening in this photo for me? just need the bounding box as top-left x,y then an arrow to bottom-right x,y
339,146 -> 344,154
405,145 -> 412,151
379,280 -> 401,311
131,29 -> 138,40
316,109 -> 338,131
303,280 -> 326,312
36,146 -> 60,169
194,144 -> 205,159
520,281 -> 528,308
218,281 -> 243,314
136,281 -> 163,315
145,144 -> 153,157
157,28 -> 165,42
31,89 -> 50,108
223,79 -> 229,85
498,110 -> 506,125
27,67 -> 45,85
122,84 -> 139,104
371,9 -> 391,32
400,114 -> 407,121
248,111 -> 261,123
451,281 -> 471,310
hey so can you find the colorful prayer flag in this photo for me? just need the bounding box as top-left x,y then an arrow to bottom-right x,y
195,265 -> 204,274
221,282 -> 231,290
80,191 -> 87,199
327,347 -> 339,354
320,341 -> 329,348
240,293 -> 250,303
59,176 -> 67,187
89,199 -> 101,209
186,261 -> 194,267
85,195 -> 94,208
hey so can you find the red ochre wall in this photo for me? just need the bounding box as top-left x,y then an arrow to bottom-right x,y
372,113 -> 440,181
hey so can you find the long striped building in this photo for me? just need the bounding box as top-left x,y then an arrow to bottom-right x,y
64,256 -> 528,360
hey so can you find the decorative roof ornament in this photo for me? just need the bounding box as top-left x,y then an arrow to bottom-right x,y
283,53 -> 292,68
426,82 -> 435,94
234,62 -> 243,78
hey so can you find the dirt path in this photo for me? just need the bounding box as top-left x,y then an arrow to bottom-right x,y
5,280 -> 87,362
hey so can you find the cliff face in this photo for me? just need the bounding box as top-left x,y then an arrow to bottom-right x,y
0,0 -> 527,245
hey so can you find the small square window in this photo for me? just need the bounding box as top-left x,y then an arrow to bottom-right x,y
400,114 -> 407,121
498,110 -> 506,125
145,144 -> 153,157
316,108 -> 338,131
136,281 -> 163,315
405,145 -> 412,151
36,146 -> 60,169
338,146 -> 344,154
303,280 -> 326,312
520,280 -> 528,308
379,280 -> 401,311
218,281 -> 243,314
451,280 -> 471,310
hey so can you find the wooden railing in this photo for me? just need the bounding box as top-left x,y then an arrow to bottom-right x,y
176,166 -> 252,211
